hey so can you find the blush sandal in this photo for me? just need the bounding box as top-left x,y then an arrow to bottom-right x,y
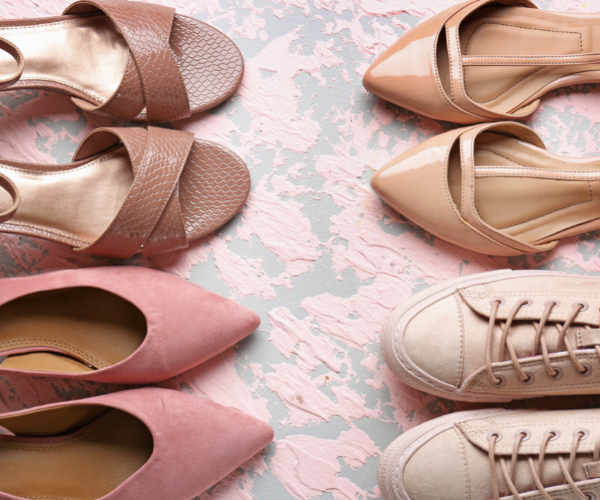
364,0 -> 600,124
0,126 -> 250,259
0,387 -> 273,500
0,266 -> 259,384
372,122 -> 600,256
0,0 -> 244,123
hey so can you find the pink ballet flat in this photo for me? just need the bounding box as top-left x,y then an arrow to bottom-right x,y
0,266 -> 259,383
0,387 -> 274,499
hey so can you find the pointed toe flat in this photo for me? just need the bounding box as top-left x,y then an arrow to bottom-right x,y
0,126 -> 250,258
372,121 -> 600,256
0,0 -> 244,123
0,387 -> 273,500
364,0 -> 600,124
0,266 -> 259,383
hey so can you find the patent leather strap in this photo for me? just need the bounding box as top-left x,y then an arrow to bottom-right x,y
64,0 -> 191,123
443,0 -> 540,121
464,52 -> 600,67
73,126 -> 194,258
457,122 -> 558,255
0,38 -> 23,89
0,174 -> 20,224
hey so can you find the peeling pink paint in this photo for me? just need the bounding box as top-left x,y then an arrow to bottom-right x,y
271,427 -> 379,500
1,0 -> 600,498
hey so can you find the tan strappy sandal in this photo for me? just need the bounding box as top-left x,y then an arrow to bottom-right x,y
371,122 -> 600,256
363,0 -> 600,124
0,0 -> 244,123
0,126 -> 250,259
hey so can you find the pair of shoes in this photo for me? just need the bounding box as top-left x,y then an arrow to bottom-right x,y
378,270 -> 600,500
0,266 -> 274,499
0,2 -> 250,259
365,0 -> 600,256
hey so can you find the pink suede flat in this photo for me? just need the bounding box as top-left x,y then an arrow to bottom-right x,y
0,387 -> 274,499
0,266 -> 259,383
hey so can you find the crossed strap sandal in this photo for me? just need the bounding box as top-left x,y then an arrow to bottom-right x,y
371,121 -> 600,256
364,0 -> 600,124
0,126 -> 250,259
0,0 -> 244,123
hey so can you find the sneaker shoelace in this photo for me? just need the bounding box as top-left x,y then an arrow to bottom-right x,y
488,429 -> 598,500
485,299 -> 599,385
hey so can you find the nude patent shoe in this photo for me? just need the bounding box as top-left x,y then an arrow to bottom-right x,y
0,266 -> 259,384
381,269 -> 600,403
363,0 -> 600,124
0,387 -> 273,500
0,0 -> 243,123
378,408 -> 600,500
371,121 -> 600,256
0,126 -> 250,259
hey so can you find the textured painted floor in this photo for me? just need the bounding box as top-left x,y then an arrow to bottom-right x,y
1,0 -> 600,498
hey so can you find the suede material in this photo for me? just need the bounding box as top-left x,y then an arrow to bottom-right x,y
403,293 -> 464,386
403,427 -> 469,500
0,387 -> 274,500
392,410 -> 600,500
0,267 -> 260,383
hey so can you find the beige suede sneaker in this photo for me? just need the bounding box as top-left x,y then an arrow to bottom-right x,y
381,270 -> 600,402
378,408 -> 600,500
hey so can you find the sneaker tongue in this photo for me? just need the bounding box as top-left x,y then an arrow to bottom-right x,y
585,460 -> 600,479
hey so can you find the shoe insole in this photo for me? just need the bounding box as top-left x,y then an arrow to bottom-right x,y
0,286 -> 147,373
0,147 -> 132,247
448,132 -> 600,246
0,407 -> 153,500
454,7 -> 600,114
0,15 -> 128,105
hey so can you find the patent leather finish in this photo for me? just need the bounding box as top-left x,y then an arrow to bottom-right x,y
371,122 -> 600,256
363,0 -> 600,124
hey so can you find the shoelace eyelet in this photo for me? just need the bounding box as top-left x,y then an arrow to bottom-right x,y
516,429 -> 531,441
586,494 -> 596,500
574,301 -> 589,312
488,431 -> 502,442
548,367 -> 564,380
491,374 -> 506,387
544,299 -> 560,308
574,428 -> 590,440
578,364 -> 593,377
490,298 -> 505,307
545,429 -> 560,441
518,373 -> 535,385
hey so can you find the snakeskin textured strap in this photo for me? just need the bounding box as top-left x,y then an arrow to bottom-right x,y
64,0 -> 191,123
74,126 -> 194,258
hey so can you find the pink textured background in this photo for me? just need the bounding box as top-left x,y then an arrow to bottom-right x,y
1,0 -> 600,498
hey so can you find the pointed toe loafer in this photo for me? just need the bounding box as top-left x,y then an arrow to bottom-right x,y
0,387 -> 274,500
363,0 -> 582,125
363,3 -> 478,124
0,267 -> 260,383
372,122 -> 562,256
